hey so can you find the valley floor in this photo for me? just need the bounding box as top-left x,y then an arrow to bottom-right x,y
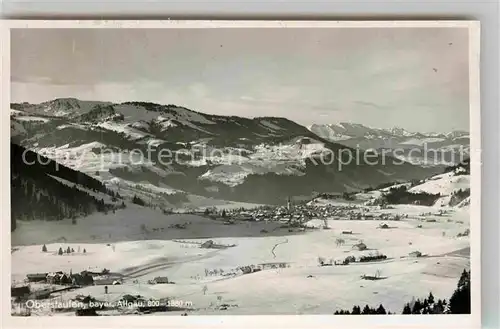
11,203 -> 470,316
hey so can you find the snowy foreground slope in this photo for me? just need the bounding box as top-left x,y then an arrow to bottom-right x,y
12,201 -> 470,315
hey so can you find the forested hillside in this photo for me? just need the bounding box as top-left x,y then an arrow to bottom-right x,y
11,143 -> 121,231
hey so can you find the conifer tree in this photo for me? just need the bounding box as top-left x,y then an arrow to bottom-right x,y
376,304 -> 386,314
42,244 -> 47,252
428,292 -> 435,304
449,270 -> 471,314
412,300 -> 422,314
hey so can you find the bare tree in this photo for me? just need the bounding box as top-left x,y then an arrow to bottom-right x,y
317,256 -> 325,266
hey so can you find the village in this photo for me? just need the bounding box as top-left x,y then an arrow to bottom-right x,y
192,195 -> 411,226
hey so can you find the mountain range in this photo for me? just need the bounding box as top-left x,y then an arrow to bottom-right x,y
308,123 -> 469,167
11,98 -> 447,211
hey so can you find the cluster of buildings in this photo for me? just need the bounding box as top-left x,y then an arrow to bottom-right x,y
22,268 -> 122,288
205,197 -> 405,224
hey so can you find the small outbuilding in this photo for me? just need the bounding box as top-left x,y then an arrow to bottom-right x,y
409,251 -> 422,258
201,240 -> 214,248
26,273 -> 48,283
352,242 -> 367,251
152,276 -> 169,284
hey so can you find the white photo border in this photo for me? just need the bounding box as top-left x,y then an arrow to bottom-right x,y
0,19 -> 481,329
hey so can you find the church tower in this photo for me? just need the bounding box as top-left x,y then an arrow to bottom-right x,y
287,197 -> 293,213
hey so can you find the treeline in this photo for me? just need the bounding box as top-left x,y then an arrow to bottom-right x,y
449,188 -> 470,206
77,105 -> 123,123
334,269 -> 471,315
382,185 -> 441,206
315,192 -> 355,201
363,179 -> 422,193
444,158 -> 470,175
363,181 -> 404,193
335,304 -> 391,315
131,191 -> 188,207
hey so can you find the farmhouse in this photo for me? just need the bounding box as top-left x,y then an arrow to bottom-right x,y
409,251 -> 422,258
71,272 -> 94,286
200,240 -> 214,248
26,273 -> 48,283
11,285 -> 30,298
152,276 -> 169,284
31,288 -> 53,300
120,294 -> 142,303
352,242 -> 367,251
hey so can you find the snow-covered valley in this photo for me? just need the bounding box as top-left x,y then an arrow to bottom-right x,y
11,199 -> 470,316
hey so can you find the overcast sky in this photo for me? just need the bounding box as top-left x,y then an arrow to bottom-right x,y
11,27 -> 470,133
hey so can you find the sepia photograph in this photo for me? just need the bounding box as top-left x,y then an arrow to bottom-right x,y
4,20 -> 480,324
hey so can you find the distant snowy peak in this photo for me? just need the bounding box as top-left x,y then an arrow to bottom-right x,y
308,123 -> 470,167
308,122 -> 468,141
445,131 -> 469,139
383,126 -> 415,137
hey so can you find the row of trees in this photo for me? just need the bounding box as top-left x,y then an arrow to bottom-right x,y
41,244 -> 87,255
335,304 -> 391,315
358,254 -> 388,263
333,269 -> 471,315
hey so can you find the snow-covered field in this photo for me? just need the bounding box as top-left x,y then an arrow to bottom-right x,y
11,201 -> 470,316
